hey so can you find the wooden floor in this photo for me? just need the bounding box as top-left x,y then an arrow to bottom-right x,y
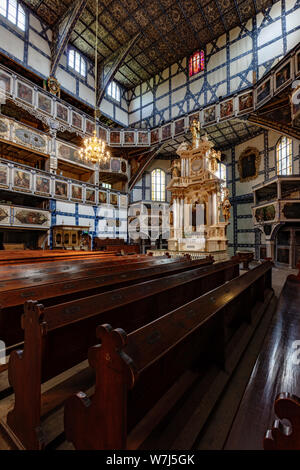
0,263 -> 294,451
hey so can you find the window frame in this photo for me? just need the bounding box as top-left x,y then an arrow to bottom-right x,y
189,50 -> 205,78
0,0 -> 26,32
68,48 -> 87,78
151,168 -> 166,202
276,136 -> 293,176
106,80 -> 121,103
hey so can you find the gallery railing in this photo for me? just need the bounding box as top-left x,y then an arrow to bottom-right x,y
253,199 -> 300,227
0,42 -> 298,145
0,203 -> 50,230
0,158 -> 128,209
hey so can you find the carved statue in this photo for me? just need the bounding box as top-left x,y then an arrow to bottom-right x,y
170,159 -> 181,178
222,188 -> 231,223
190,119 -> 201,149
210,149 -> 221,173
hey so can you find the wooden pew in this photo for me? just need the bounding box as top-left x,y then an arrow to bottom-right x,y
0,257 -> 213,348
63,261 -> 273,450
0,250 -> 119,265
225,271 -> 300,450
1,258 -> 239,449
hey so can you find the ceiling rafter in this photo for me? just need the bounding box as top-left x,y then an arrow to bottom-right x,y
50,0 -> 88,77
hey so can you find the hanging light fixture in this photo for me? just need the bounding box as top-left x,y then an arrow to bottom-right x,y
79,0 -> 110,164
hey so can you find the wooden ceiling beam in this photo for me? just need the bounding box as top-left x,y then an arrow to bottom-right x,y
96,32 -> 141,107
50,0 -> 88,77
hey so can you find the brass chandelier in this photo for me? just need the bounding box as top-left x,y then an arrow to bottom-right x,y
79,0 -> 110,164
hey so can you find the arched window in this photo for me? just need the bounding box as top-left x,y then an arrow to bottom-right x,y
0,0 -> 26,31
151,169 -> 165,202
107,81 -> 120,102
276,136 -> 292,175
68,49 -> 86,77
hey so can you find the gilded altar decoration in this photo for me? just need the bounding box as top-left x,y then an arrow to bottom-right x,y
167,132 -> 230,257
47,77 -> 60,96
238,147 -> 261,182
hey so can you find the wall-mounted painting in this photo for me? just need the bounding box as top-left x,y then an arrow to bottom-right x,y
99,127 -> 107,142
85,188 -> 96,204
203,106 -> 216,124
72,112 -> 83,130
14,208 -> 50,227
0,205 -> 10,225
238,91 -> 253,114
71,184 -> 83,201
138,131 -> 149,145
121,160 -> 127,173
85,120 -> 95,135
256,78 -> 271,106
238,147 -> 261,182
99,160 -> 110,171
0,165 -> 8,188
162,124 -> 171,140
99,191 -> 107,204
13,169 -> 31,191
35,175 -> 50,195
0,117 -> 9,140
274,59 -> 292,93
17,82 -> 33,105
151,129 -> 159,144
38,93 -> 52,114
55,180 -> 68,198
56,103 -> 69,122
111,159 -> 121,172
110,131 -> 121,144
282,202 -> 300,219
124,131 -> 135,144
0,71 -> 11,94
174,118 -> 185,135
110,193 -> 118,206
220,98 -> 234,120
119,195 -> 128,208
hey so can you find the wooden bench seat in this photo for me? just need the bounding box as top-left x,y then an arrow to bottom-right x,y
63,261 -> 274,449
224,271 -> 300,450
0,257 -> 214,348
0,250 -> 119,265
1,258 -> 239,449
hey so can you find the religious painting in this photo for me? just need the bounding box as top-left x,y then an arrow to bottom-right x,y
203,106 -> 216,124
37,93 -> 52,114
0,118 -> 9,139
99,160 -> 110,171
99,127 -> 107,142
255,205 -> 275,223
0,71 -> 11,95
110,193 -> 118,206
256,78 -> 271,106
13,169 -> 31,191
14,208 -> 49,227
238,147 -> 261,182
85,188 -> 96,203
35,175 -> 50,195
174,118 -> 185,135
238,91 -> 253,113
55,180 -> 68,198
56,103 -> 69,122
17,82 -> 33,105
119,195 -> 127,208
124,131 -> 135,144
162,124 -> 171,141
282,202 -> 300,219
0,165 -> 8,188
121,160 -> 127,173
110,131 -> 120,145
291,85 -> 300,122
111,159 -> 121,172
151,129 -> 159,144
138,131 -> 149,145
71,184 -> 82,200
220,99 -> 234,120
85,120 -> 95,135
14,127 -> 46,152
57,143 -> 82,165
98,191 -> 107,204
72,112 -> 83,129
0,205 -> 9,224
275,60 -> 291,92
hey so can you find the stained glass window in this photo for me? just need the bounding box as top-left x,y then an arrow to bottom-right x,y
151,169 -> 166,202
276,136 -> 292,175
0,0 -> 25,31
189,51 -> 205,77
68,49 -> 86,77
